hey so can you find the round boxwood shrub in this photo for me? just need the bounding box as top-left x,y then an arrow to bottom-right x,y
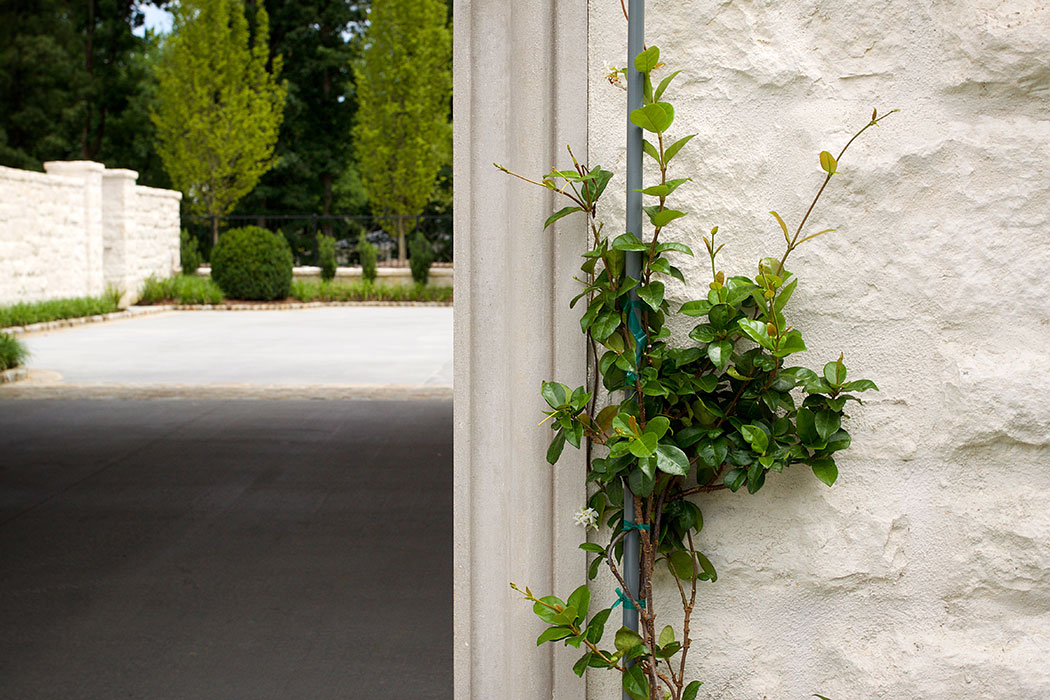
210,226 -> 293,301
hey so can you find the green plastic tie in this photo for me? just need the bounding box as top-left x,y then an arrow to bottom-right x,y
622,520 -> 650,533
611,587 -> 646,611
622,298 -> 649,385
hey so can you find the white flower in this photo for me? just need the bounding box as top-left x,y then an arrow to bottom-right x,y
573,506 -> 599,530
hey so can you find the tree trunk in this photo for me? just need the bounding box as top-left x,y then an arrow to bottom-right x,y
211,216 -> 219,247
397,216 -> 406,263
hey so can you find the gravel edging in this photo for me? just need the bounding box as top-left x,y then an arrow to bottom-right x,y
1,300 -> 452,335
0,367 -> 29,384
3,306 -> 174,336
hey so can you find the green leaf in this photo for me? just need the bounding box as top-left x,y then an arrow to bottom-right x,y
544,206 -> 583,229
668,550 -> 696,580
638,281 -> 665,311
654,69 -> 682,100
648,209 -> 688,228
615,625 -> 645,653
580,298 -> 603,333
611,232 -> 649,252
654,443 -> 690,476
629,432 -> 658,458
628,467 -> 655,497
642,139 -> 661,163
656,241 -> 694,256
659,625 -> 676,647
637,178 -> 690,198
567,584 -> 591,620
633,45 -> 660,73
811,458 -> 838,486
824,358 -> 847,387
572,652 -> 592,676
819,150 -> 838,174
585,608 -> 611,644
580,542 -> 605,554
591,312 -> 621,342
841,379 -> 878,392
645,416 -> 671,440
622,665 -> 650,700
541,381 -> 568,408
738,319 -> 774,350
773,329 -> 806,358
630,102 -> 675,133
546,430 -> 566,464
740,424 -> 769,455
770,210 -> 791,242
537,627 -> 574,645
826,428 -> 852,452
814,410 -> 841,440
795,407 -> 820,445
695,551 -> 717,581
774,277 -> 797,311
663,134 -> 695,163
684,681 -> 703,700
680,300 -> 712,317
724,468 -> 747,492
533,596 -> 565,624
707,340 -> 733,371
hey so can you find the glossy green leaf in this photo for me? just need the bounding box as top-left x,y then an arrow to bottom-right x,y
649,209 -> 687,228
533,595 -> 565,624
707,339 -> 733,371
591,312 -> 620,342
654,69 -> 682,101
656,241 -> 694,256
811,458 -> 838,486
740,424 -> 769,454
824,358 -> 847,387
724,467 -> 747,492
567,585 -> 590,620
611,232 -> 649,252
546,430 -> 566,464
841,379 -> 878,392
680,300 -> 712,316
615,625 -> 644,653
770,210 -> 790,242
645,416 -> 671,440
684,681 -> 703,700
668,550 -> 696,580
638,281 -> 665,311
541,381 -> 568,408
633,45 -> 660,73
695,551 -> 717,581
795,407 -> 820,445
544,206 -> 583,229
585,608 -> 611,644
622,665 -> 650,700
630,102 -> 675,133
655,443 -> 690,476
637,178 -> 690,198
642,139 -> 661,163
659,625 -> 676,647
572,652 -> 592,676
814,410 -> 841,440
663,134 -> 695,162
537,627 -> 573,645
819,150 -> 837,174
773,329 -> 807,357
738,318 -> 774,350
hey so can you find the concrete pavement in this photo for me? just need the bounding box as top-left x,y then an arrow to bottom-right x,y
15,307 -> 453,387
0,399 -> 452,700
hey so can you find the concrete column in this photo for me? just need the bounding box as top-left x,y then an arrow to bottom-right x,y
44,161 -> 105,296
101,168 -> 139,300
453,1 -> 589,699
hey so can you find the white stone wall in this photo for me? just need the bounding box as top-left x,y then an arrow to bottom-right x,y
0,161 -> 181,305
586,1 -> 1050,698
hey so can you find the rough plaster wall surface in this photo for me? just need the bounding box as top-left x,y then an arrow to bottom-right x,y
586,1 -> 1050,698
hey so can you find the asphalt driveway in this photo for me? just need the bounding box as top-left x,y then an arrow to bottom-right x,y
0,399 -> 452,700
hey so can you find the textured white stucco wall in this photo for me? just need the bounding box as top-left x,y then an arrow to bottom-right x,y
0,162 -> 181,305
585,1 -> 1050,698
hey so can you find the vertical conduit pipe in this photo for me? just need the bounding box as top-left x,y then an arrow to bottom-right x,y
623,2 -> 644,698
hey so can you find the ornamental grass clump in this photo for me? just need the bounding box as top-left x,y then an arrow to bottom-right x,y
0,332 -> 28,371
500,43 -> 894,700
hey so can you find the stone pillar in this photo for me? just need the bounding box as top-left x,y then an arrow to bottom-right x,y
101,168 -> 139,301
44,161 -> 105,296
453,1 -> 589,699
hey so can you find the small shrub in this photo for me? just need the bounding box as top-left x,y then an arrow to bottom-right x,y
0,332 -> 28,371
317,234 -> 337,281
287,278 -> 452,303
210,226 -> 293,301
358,232 -> 378,283
408,231 -> 433,285
180,229 -> 203,274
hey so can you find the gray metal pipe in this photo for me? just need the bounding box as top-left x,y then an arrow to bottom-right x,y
623,1 -> 644,697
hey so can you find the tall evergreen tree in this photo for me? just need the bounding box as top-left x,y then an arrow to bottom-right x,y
354,0 -> 451,262
152,0 -> 287,244
234,1 -> 368,219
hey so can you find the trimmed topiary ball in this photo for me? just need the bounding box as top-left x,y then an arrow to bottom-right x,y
210,226 -> 293,301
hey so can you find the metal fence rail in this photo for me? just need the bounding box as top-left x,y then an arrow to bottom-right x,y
181,214 -> 453,267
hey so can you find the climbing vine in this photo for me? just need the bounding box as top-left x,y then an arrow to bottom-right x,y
498,39 -> 895,700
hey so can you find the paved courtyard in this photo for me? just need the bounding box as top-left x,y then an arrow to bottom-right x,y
12,306 -> 452,388
0,399 -> 452,700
